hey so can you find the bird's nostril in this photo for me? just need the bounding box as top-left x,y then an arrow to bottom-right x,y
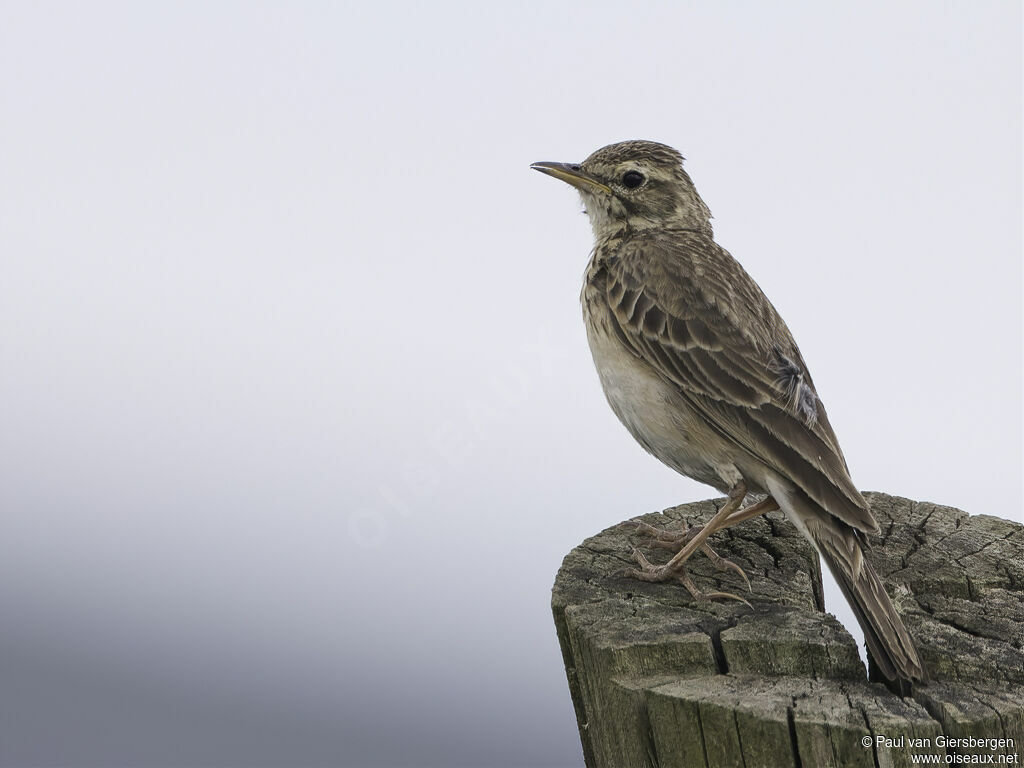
570,164 -> 582,172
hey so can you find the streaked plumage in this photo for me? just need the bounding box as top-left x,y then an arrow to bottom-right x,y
532,140 -> 926,684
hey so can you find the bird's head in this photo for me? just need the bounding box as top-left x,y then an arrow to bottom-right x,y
531,140 -> 712,241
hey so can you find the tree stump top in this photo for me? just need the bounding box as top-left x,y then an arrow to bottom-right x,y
552,492 -> 1024,767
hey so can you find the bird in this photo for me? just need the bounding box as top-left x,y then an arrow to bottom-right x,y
531,140 -> 926,685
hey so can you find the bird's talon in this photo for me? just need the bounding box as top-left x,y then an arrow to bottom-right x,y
631,548 -> 651,567
624,519 -> 695,548
620,549 -> 675,582
704,590 -> 753,609
676,572 -> 752,607
718,557 -> 752,592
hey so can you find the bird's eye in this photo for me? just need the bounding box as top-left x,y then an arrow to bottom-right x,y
621,170 -> 645,189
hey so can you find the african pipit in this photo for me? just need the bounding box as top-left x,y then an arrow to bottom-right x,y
532,140 -> 926,685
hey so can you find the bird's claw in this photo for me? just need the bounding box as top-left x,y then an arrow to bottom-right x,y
620,518 -> 698,547
622,549 -> 752,607
621,547 -> 674,582
622,519 -> 752,590
694,588 -> 752,609
676,569 -> 751,608
707,552 -> 752,592
621,516 -> 754,603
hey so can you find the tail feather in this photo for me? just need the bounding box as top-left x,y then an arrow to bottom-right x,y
770,481 -> 927,684
817,535 -> 928,684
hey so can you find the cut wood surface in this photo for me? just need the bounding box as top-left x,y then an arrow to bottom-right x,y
551,492 -> 1023,767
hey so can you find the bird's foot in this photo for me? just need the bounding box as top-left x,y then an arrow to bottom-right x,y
623,549 -> 751,608
620,518 -> 751,592
620,518 -> 696,548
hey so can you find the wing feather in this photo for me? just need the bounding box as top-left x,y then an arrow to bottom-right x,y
605,231 -> 876,533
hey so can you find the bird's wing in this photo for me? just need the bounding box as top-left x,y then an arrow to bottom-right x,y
604,232 -> 877,533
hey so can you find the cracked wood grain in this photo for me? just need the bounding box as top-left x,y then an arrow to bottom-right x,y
551,493 -> 1024,767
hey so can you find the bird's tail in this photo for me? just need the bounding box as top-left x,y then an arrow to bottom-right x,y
817,531 -> 927,685
775,487 -> 928,685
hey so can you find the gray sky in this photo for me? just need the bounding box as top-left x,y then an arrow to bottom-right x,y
1,2 -> 1020,766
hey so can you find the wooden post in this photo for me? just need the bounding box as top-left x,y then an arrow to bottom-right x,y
552,492 -> 1023,767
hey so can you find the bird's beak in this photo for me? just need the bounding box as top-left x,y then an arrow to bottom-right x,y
530,162 -> 612,194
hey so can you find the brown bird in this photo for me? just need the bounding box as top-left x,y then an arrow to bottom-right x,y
532,140 -> 926,685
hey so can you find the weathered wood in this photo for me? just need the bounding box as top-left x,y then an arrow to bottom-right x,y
552,493 -> 1024,767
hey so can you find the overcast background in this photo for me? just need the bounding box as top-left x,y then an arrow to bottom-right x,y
1,2 -> 1021,766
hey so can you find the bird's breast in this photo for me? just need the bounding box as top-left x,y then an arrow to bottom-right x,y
581,274 -> 734,492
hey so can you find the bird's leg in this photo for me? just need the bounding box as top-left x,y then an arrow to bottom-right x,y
720,496 -> 779,527
623,486 -> 781,600
630,548 -> 752,608
688,496 -> 780,591
624,481 -> 747,584
625,495 -> 779,547
628,521 -> 752,591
